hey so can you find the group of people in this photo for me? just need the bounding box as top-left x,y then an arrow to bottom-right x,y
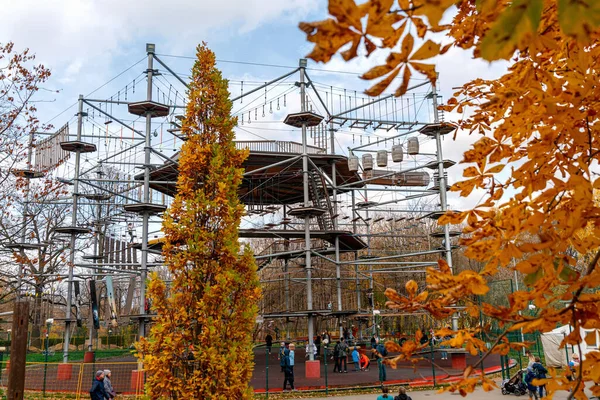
278,341 -> 297,391
524,352 -> 549,400
89,370 -> 116,400
377,386 -> 412,400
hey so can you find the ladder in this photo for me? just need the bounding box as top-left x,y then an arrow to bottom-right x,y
308,170 -> 335,231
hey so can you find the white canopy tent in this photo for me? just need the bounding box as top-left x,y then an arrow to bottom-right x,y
540,325 -> 599,368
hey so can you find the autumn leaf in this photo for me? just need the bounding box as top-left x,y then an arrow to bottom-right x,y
410,39 -> 441,60
405,279 -> 418,296
412,0 -> 458,28
557,0 -> 600,42
329,0 -> 364,30
300,19 -> 361,63
365,66 -> 401,96
394,66 -> 412,96
479,0 -> 543,60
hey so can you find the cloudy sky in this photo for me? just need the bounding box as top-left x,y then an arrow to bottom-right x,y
2,0 -> 510,211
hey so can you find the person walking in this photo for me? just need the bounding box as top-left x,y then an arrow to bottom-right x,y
351,346 -> 360,371
314,335 -> 321,357
265,333 -> 273,354
532,356 -> 548,398
90,370 -> 109,400
289,343 -> 296,374
370,335 -> 378,360
278,342 -> 287,372
394,386 -> 413,400
333,340 -> 341,373
525,368 -> 539,400
376,341 -> 388,382
568,353 -> 580,380
282,348 -> 295,391
103,370 -> 116,399
339,337 -> 349,373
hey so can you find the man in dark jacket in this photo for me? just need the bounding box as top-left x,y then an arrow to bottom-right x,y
90,370 -> 109,400
532,357 -> 548,398
376,342 -> 388,382
339,337 -> 349,373
333,340 -> 341,372
265,334 -> 273,354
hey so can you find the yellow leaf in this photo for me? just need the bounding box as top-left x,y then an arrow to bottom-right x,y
485,164 -> 505,174
406,279 -> 418,296
413,0 -> 458,28
463,166 -> 480,177
409,62 -> 437,84
329,0 -> 364,30
365,66 -> 401,96
361,63 -> 397,80
399,33 -> 415,63
410,39 -> 441,61
382,22 -> 407,48
394,66 -> 412,96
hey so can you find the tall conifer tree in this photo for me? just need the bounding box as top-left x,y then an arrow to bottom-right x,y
137,43 -> 260,399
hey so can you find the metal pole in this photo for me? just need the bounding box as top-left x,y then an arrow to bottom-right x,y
283,207 -> 291,341
139,44 -> 155,350
333,163 -> 343,329
324,345 -> 329,394
63,95 -> 84,363
300,59 -> 315,361
513,268 -> 526,355
88,200 -> 102,352
430,338 -> 436,387
265,347 -> 269,397
17,130 -> 35,299
43,327 -> 49,397
431,78 -> 458,332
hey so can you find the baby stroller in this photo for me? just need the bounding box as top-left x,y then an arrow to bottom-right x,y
501,369 -> 528,396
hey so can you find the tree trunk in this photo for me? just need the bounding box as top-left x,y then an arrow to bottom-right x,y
29,285 -> 44,348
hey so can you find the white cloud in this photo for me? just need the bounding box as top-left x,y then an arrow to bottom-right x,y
1,0 -> 320,112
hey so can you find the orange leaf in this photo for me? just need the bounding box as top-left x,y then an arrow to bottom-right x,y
365,66 -> 401,96
361,63 -> 397,80
399,33 -> 415,62
410,39 -> 441,61
406,279 -> 418,296
485,164 -> 505,174
438,258 -> 451,273
382,22 -> 407,48
412,17 -> 429,38
394,66 -> 412,96
409,61 -> 437,83
329,0 -> 364,30
342,36 -> 361,61
463,166 -> 480,177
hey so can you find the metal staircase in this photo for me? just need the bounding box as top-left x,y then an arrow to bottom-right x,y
308,170 -> 335,231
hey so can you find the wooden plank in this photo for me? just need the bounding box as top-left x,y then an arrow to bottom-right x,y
7,301 -> 29,400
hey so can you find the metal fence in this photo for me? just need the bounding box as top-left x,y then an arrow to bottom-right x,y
0,361 -> 143,399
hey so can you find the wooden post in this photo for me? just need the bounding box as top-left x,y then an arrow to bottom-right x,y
8,301 -> 29,400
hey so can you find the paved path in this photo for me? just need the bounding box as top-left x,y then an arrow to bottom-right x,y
306,385 -> 594,400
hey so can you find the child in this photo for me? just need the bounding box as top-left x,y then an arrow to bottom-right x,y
394,386 -> 412,400
568,353 -> 580,381
359,351 -> 370,371
352,347 -> 360,371
525,368 -> 539,400
377,387 -> 392,400
532,357 -> 547,398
